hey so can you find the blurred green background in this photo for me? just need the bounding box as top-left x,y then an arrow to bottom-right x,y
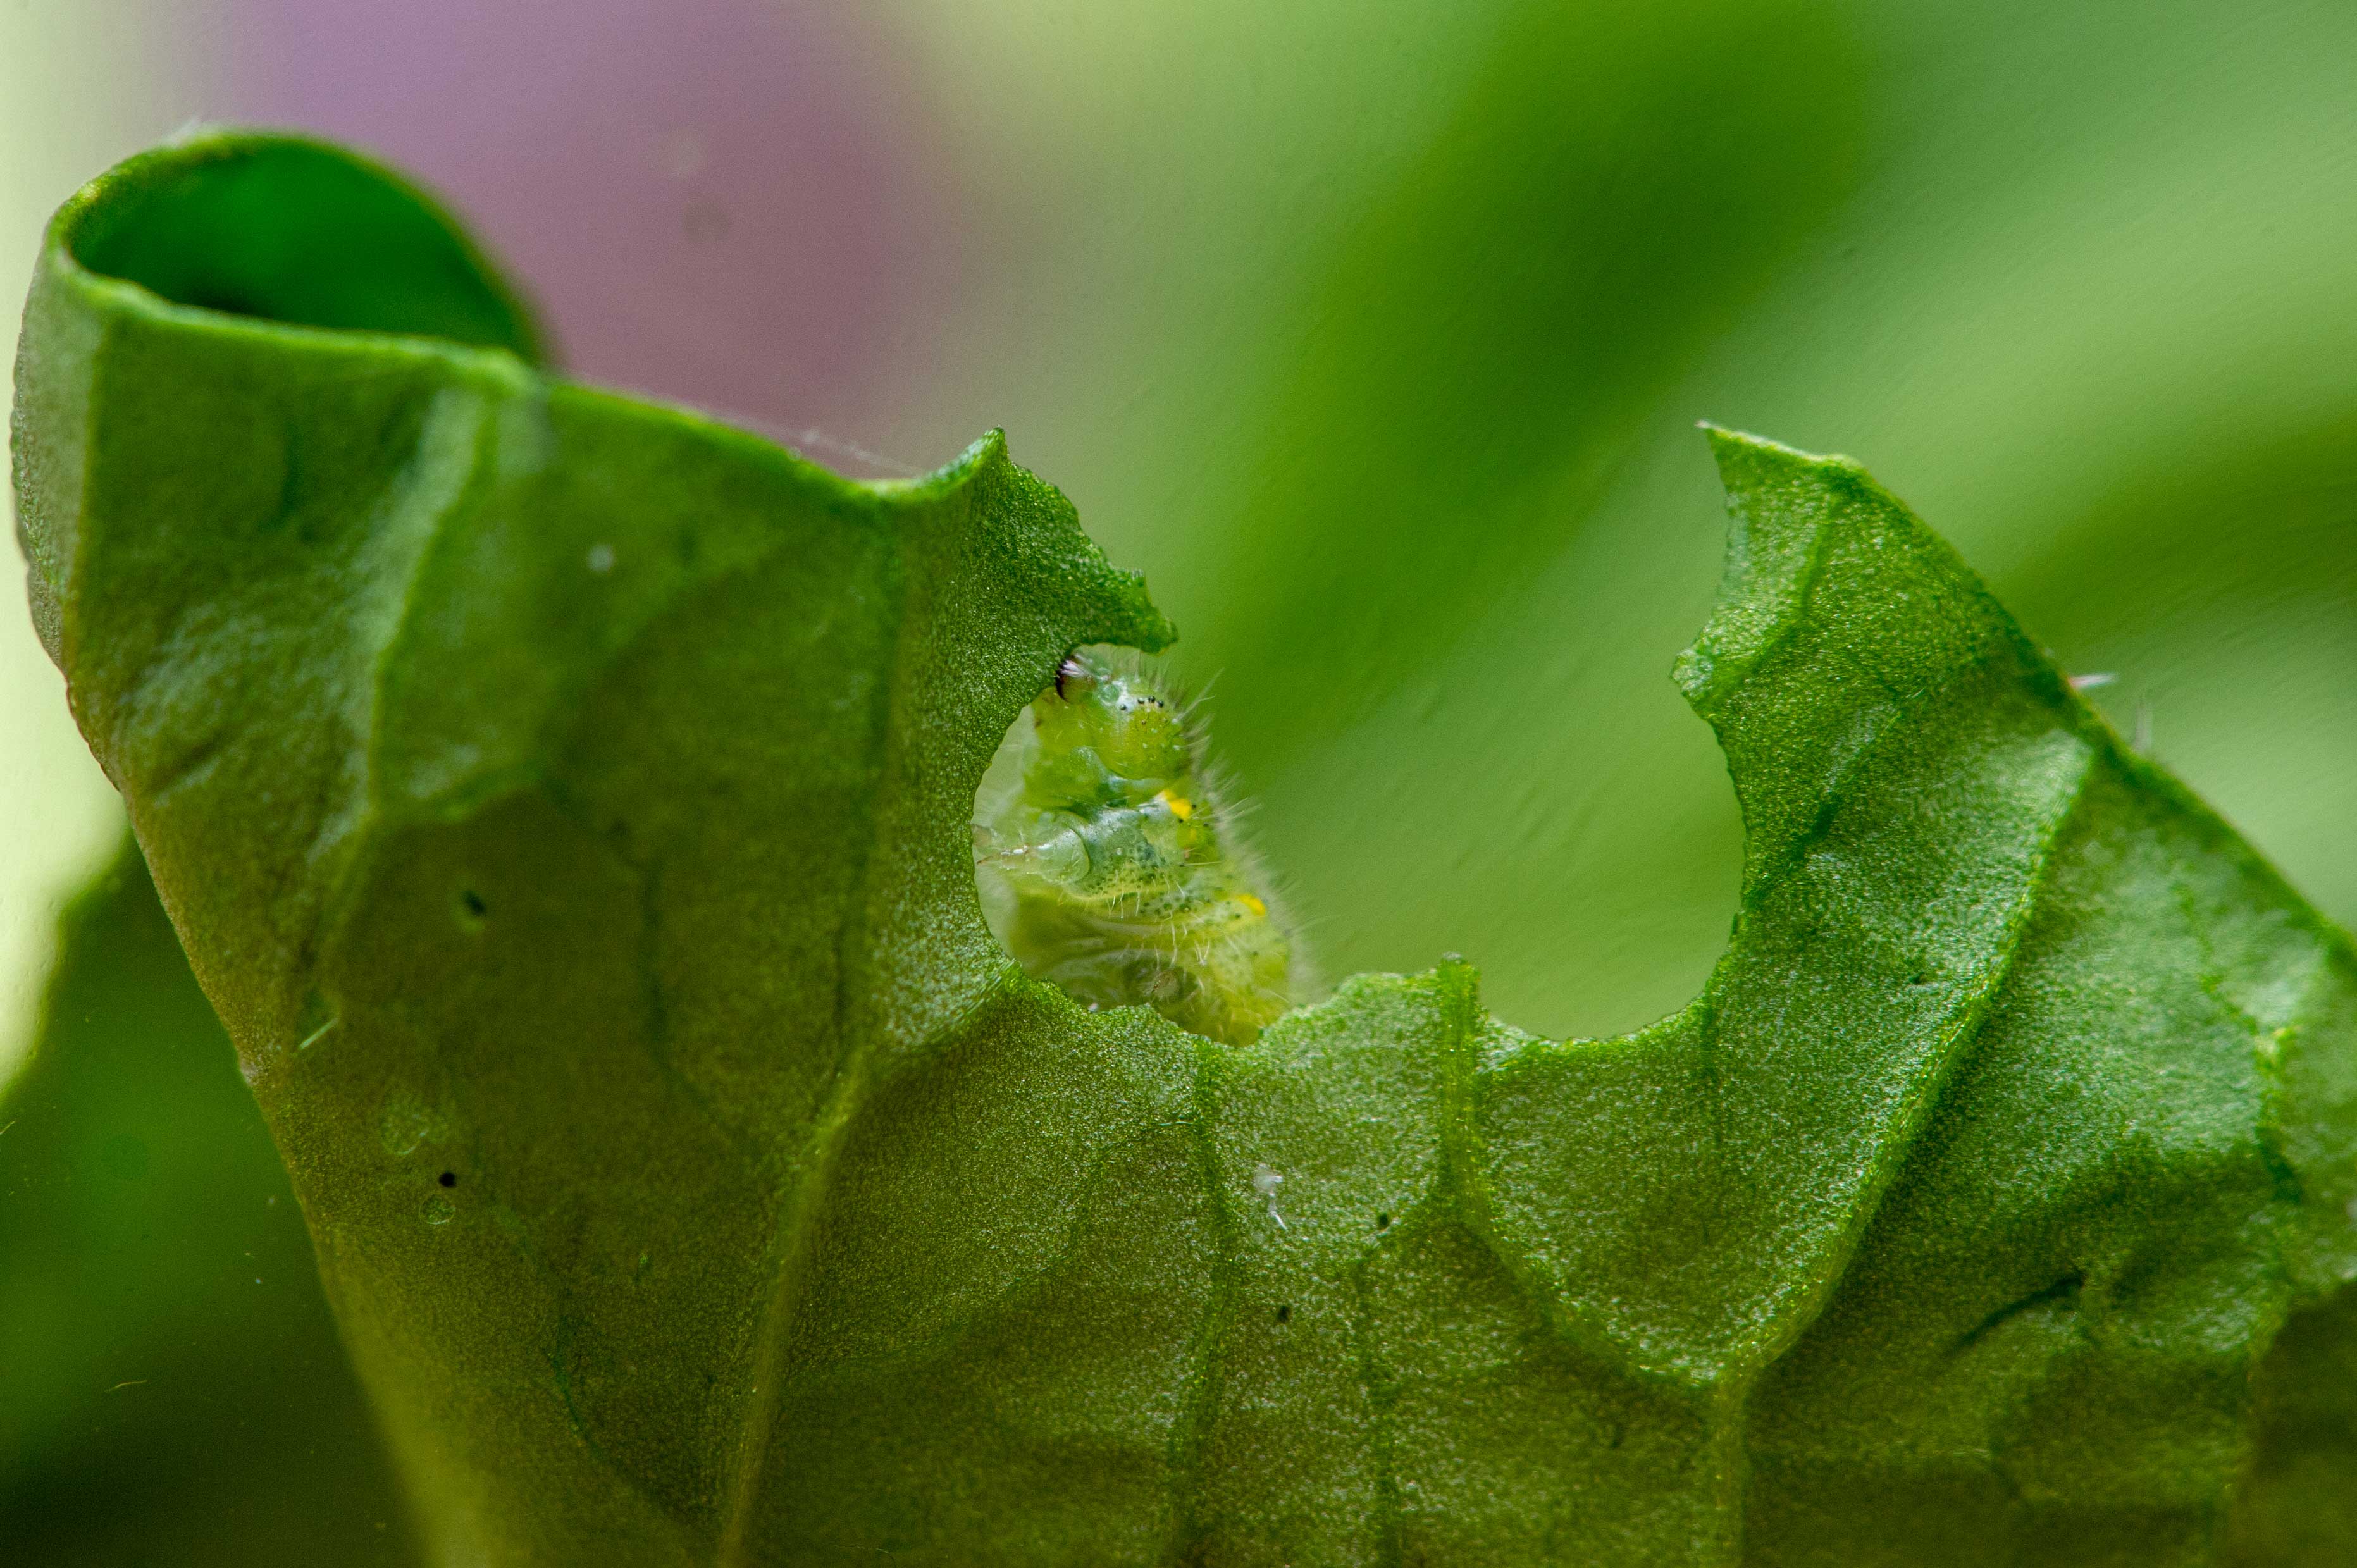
5,0 -> 2354,1557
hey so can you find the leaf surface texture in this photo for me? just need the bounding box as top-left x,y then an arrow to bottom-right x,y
13,132 -> 2357,1565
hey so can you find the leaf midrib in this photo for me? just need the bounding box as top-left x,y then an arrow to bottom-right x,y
714,500 -> 929,1566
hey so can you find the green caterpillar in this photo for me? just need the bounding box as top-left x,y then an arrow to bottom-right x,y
974,650 -> 1302,1045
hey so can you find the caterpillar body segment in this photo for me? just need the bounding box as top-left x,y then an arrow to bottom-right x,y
974,650 -> 1302,1045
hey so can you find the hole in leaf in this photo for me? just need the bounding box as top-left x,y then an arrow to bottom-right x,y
438,1171 -> 457,1188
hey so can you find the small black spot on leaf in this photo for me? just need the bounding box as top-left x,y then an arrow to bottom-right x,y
438,1171 -> 457,1188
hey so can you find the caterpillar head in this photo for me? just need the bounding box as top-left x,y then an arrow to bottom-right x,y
1024,651 -> 1192,812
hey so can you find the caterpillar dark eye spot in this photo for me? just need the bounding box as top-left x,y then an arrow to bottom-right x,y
973,647 -> 1307,1045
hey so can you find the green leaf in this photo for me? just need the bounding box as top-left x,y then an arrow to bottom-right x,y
0,834 -> 417,1565
14,131 -> 2357,1564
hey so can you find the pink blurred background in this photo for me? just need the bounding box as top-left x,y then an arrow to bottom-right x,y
222,0 -> 964,467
